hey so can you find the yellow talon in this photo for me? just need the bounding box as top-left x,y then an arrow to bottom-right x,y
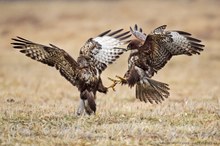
107,77 -> 121,91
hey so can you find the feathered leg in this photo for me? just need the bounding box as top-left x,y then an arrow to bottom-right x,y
77,90 -> 96,115
97,79 -> 108,94
85,91 -> 96,115
77,99 -> 85,115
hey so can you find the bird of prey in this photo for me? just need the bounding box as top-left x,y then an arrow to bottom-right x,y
11,29 -> 131,115
109,24 -> 204,104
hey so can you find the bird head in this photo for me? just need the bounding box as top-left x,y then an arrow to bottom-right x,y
127,39 -> 142,50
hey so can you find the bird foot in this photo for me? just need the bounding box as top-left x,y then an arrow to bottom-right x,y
107,76 -> 127,91
107,77 -> 121,91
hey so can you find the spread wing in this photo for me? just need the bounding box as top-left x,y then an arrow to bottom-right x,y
131,24 -> 205,72
80,29 -> 131,73
11,37 -> 79,86
148,25 -> 205,56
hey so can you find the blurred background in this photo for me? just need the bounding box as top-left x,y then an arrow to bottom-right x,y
0,0 -> 220,104
1,1 -> 220,145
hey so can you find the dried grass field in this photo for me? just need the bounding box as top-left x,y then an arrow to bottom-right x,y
0,0 -> 220,145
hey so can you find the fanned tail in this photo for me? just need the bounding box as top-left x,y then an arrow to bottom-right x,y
136,77 -> 170,104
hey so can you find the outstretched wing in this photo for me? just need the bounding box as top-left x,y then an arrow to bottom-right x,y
80,29 -> 131,73
149,25 -> 205,55
140,25 -> 204,72
11,37 -> 79,86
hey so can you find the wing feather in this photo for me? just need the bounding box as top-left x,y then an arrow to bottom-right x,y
81,29 -> 131,73
11,37 -> 79,86
126,24 -> 204,104
130,24 -> 147,42
140,25 -> 205,73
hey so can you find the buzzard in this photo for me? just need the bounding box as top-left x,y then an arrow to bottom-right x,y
11,29 -> 131,115
109,24 -> 204,104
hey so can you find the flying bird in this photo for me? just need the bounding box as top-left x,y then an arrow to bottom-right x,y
109,24 -> 204,104
11,29 -> 131,115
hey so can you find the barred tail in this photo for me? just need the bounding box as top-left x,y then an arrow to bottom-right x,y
136,77 -> 170,104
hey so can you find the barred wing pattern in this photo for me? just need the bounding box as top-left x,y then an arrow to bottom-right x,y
149,25 -> 204,56
131,24 -> 204,73
80,29 -> 131,73
11,29 -> 131,115
11,37 -> 79,86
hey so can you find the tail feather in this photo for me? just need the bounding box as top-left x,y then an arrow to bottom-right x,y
136,83 -> 145,102
136,77 -> 170,104
147,78 -> 170,98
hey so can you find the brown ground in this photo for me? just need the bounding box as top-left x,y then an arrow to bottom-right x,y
0,0 -> 220,145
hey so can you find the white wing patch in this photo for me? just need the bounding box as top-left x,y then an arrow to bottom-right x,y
93,36 -> 125,64
170,32 -> 189,46
163,31 -> 204,55
88,29 -> 131,72
162,31 -> 190,55
94,36 -> 124,48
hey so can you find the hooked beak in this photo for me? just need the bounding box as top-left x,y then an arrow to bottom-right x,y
127,45 -> 132,50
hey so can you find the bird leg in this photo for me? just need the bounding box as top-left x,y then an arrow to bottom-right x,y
76,99 -> 85,116
107,77 -> 121,91
115,75 -> 127,84
107,75 -> 127,91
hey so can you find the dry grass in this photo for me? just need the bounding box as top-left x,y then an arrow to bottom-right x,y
0,0 -> 220,145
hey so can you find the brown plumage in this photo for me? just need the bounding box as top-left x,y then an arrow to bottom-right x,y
11,29 -> 131,115
117,24 -> 204,104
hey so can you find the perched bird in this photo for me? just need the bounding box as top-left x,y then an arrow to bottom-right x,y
11,29 -> 131,115
109,24 -> 204,104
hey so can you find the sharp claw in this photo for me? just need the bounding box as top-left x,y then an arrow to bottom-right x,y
108,77 -> 115,82
107,77 -> 121,91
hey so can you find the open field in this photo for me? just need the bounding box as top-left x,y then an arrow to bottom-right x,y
0,0 -> 220,145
